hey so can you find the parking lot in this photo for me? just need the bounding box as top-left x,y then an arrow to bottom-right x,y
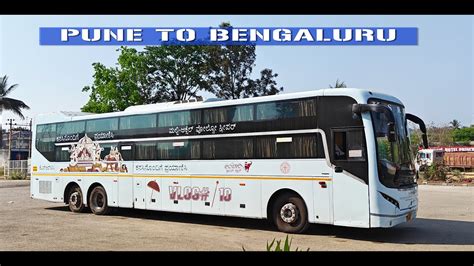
0,181 -> 472,251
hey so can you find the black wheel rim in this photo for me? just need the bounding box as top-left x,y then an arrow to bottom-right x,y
92,191 -> 105,211
69,191 -> 81,210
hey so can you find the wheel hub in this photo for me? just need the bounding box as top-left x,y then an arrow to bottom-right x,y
96,194 -> 104,208
92,192 -> 105,210
280,203 -> 298,224
69,192 -> 80,207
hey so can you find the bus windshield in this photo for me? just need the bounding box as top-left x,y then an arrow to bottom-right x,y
370,99 -> 416,188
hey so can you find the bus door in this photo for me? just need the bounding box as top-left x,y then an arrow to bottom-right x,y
330,127 -> 370,227
118,143 -> 135,209
312,158 -> 333,224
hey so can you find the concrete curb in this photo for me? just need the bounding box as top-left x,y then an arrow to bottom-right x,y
0,180 -> 30,188
419,182 -> 473,187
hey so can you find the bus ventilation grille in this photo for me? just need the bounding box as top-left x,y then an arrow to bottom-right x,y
39,181 -> 52,194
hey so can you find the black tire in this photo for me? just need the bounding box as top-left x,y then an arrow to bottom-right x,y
272,193 -> 309,234
67,186 -> 85,213
89,186 -> 110,215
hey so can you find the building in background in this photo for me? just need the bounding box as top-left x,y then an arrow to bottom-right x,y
0,124 -> 32,167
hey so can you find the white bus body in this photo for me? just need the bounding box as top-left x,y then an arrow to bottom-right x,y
31,89 -> 424,233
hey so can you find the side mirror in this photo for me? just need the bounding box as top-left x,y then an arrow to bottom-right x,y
388,122 -> 396,142
406,113 -> 429,149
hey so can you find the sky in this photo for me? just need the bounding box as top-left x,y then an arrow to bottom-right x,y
0,15 -> 473,127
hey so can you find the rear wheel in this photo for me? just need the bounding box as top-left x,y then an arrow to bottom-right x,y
272,193 -> 309,233
89,186 -> 110,215
68,186 -> 85,213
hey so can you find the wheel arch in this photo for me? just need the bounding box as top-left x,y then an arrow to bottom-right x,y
266,188 -> 307,221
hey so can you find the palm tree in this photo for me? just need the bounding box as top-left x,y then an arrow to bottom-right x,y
449,119 -> 461,130
0,76 -> 30,137
329,79 -> 347,88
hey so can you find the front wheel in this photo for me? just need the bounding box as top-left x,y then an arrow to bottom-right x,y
89,186 -> 110,215
272,193 -> 309,233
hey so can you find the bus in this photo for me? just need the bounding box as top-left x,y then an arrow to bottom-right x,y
30,88 -> 428,233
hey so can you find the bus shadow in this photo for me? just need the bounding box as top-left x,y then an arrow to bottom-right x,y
304,219 -> 474,246
46,206 -> 473,246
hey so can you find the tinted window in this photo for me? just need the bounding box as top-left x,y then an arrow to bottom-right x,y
158,110 -> 200,127
203,105 -> 254,124
135,142 -> 157,160
346,130 -> 366,161
86,118 -> 119,132
334,132 -> 347,160
100,143 -> 121,161
37,123 -> 56,135
157,140 -> 200,160
55,146 -> 70,162
333,129 -> 366,161
255,134 -> 323,159
56,121 -> 85,135
120,114 -> 157,130
202,138 -> 254,159
256,98 -> 316,120
36,124 -> 57,161
119,144 -> 133,161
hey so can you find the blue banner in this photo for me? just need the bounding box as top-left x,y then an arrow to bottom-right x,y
39,27 -> 418,46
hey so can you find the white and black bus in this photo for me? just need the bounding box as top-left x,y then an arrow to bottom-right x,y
31,88 -> 427,233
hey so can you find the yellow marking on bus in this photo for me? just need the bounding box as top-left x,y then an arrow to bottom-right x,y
30,173 -> 332,181
32,166 -> 38,172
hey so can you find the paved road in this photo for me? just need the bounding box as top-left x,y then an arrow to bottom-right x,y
0,182 -> 472,251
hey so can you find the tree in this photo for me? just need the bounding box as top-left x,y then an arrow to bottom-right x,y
82,47 -> 148,113
208,23 -> 256,99
329,79 -> 347,88
82,22 -> 283,112
0,75 -> 30,120
144,45 -> 213,101
449,119 -> 461,129
249,69 -> 283,97
209,44 -> 255,99
425,122 -> 454,146
0,75 -> 30,143
209,22 -> 283,99
452,127 -> 474,143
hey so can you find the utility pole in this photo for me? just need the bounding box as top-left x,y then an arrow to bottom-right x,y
6,119 -> 14,161
28,118 -> 32,159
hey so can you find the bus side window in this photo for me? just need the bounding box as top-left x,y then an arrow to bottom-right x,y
333,129 -> 366,161
120,145 -> 133,161
334,132 -> 347,160
55,146 -> 71,162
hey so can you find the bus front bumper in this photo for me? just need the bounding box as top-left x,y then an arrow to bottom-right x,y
370,208 -> 417,228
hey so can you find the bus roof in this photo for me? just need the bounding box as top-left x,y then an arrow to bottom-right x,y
34,88 -> 403,125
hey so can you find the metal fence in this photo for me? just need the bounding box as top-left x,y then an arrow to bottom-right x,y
4,159 -> 31,179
